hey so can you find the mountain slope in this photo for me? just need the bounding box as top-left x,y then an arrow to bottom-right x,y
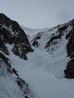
0,50 -> 33,98
19,19 -> 74,98
0,13 -> 33,60
31,20 -> 74,78
0,13 -> 74,98
0,13 -> 34,98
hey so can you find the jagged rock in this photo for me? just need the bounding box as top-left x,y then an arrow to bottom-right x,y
70,53 -> 74,59
32,32 -> 42,47
64,59 -> 74,79
45,25 -> 67,49
12,68 -> 19,76
45,34 -> 61,48
64,23 -> 74,78
25,96 -> 29,98
12,44 -> 19,56
0,25 -> 12,43
58,25 -> 68,32
0,38 -> 9,55
20,53 -> 27,60
66,31 -> 74,57
0,13 -> 33,60
12,43 -> 28,60
17,77 -> 29,94
65,30 -> 72,39
32,41 -> 39,47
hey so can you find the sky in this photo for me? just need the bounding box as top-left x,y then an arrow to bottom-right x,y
0,0 -> 74,29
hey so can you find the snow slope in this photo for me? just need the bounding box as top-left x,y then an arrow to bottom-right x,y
6,44 -> 74,98
6,23 -> 74,98
0,54 -> 29,98
0,13 -> 74,98
0,77 -> 25,98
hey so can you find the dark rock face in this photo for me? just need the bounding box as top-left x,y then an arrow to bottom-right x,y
45,25 -> 67,49
45,33 -> 61,49
12,68 -> 19,76
32,32 -> 42,47
66,30 -> 74,57
17,77 -> 29,94
0,13 -> 33,60
64,22 -> 74,78
0,38 -> 9,55
65,30 -> 72,39
64,59 -> 74,78
12,43 -> 28,60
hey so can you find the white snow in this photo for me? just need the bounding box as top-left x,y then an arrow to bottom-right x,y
6,25 -> 74,98
21,26 -> 50,41
7,48 -> 74,98
0,76 -> 25,98
1,25 -> 73,98
0,58 -> 25,98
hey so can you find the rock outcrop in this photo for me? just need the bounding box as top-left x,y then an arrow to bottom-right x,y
64,21 -> 74,78
0,13 -> 33,60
